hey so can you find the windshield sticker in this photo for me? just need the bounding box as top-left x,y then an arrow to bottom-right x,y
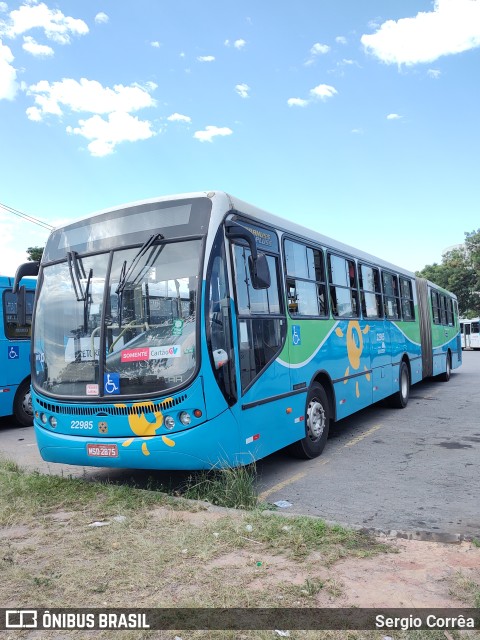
104,373 -> 120,395
86,384 -> 99,396
65,337 -> 100,362
150,345 -> 181,359
172,319 -> 184,336
121,348 -> 150,362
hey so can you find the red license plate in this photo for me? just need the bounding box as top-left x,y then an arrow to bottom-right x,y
87,444 -> 118,458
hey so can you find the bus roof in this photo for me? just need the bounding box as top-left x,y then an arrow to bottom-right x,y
49,190 -> 453,296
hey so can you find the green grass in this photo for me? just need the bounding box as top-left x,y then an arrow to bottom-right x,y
180,463 -> 259,509
0,458 -> 184,526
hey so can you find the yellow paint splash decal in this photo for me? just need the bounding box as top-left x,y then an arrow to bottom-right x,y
338,321 -> 371,399
119,400 -> 178,456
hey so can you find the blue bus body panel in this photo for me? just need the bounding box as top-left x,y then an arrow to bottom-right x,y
34,408 -> 241,470
0,276 -> 36,419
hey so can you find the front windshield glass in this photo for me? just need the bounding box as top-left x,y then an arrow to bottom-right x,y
33,239 -> 201,398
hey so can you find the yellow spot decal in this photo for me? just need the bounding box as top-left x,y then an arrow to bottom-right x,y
141,442 -> 150,456
162,435 -> 175,447
337,321 -> 371,399
122,439 -> 134,447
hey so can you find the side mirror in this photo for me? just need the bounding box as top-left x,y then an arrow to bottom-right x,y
13,261 -> 39,294
248,253 -> 271,290
225,222 -> 271,290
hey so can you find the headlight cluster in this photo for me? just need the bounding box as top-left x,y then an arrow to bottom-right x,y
164,410 -> 202,430
36,411 -> 57,428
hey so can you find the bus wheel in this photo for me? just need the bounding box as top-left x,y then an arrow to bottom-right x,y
388,361 -> 410,409
438,353 -> 451,382
14,379 -> 34,427
288,383 -> 330,459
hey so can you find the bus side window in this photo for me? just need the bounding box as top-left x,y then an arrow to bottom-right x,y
382,271 -> 401,320
233,243 -> 285,391
3,289 -> 34,339
284,239 -> 327,317
327,253 -> 359,318
359,263 -> 383,319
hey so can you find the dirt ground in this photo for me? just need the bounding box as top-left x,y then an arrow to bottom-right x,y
170,508 -> 480,608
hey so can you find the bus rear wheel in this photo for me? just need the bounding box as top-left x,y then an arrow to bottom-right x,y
388,361 -> 410,409
438,352 -> 451,382
288,382 -> 330,459
14,379 -> 34,427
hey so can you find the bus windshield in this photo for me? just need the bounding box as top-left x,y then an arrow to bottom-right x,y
33,238 -> 202,398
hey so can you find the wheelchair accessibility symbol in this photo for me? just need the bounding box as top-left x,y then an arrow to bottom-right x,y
104,373 -> 120,395
292,325 -> 301,346
8,346 -> 20,359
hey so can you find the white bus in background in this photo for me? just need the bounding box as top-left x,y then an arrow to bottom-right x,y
460,318 -> 480,349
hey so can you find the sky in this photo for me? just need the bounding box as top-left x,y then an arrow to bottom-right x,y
0,0 -> 479,275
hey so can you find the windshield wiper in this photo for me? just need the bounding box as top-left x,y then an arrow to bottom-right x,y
116,233 -> 164,295
83,268 -> 93,333
67,251 -> 87,302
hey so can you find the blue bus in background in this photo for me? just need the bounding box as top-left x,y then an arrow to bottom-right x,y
0,275 -> 36,426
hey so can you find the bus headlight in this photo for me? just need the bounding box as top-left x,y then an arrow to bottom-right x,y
40,413 -> 48,424
49,416 -> 57,428
164,416 -> 175,430
179,411 -> 191,426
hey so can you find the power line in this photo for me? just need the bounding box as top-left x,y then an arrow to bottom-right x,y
0,201 -> 54,231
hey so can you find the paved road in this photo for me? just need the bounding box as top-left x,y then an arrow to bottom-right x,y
256,349 -> 480,540
0,351 -> 478,539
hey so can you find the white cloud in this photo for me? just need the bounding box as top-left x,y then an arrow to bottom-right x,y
193,125 -> 232,143
386,113 -> 402,120
235,83 -> 250,98
27,78 -> 157,156
167,112 -> 191,123
428,68 -> 442,79
0,39 -> 17,100
0,3 -> 8,13
150,41 -> 160,48
310,42 -> 330,56
310,83 -> 337,100
94,12 -> 108,25
26,105 -> 42,120
1,2 -> 89,45
224,39 -> 246,49
288,84 -> 337,108
287,97 -> 309,107
22,35 -> 53,56
27,77 -> 156,118
66,111 -> 155,156
336,36 -> 347,45
197,55 -> 215,62
361,0 -> 480,66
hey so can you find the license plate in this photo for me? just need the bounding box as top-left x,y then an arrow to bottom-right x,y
87,444 -> 118,458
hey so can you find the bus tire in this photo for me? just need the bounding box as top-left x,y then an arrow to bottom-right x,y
438,352 -> 451,382
287,382 -> 330,459
13,379 -> 34,427
388,361 -> 410,409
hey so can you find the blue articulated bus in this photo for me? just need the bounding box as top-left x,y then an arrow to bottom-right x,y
0,274 -> 36,426
14,192 -> 461,468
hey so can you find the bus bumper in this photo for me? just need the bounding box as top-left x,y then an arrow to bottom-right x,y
33,410 -> 242,471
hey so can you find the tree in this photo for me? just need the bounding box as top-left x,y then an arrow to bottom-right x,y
26,246 -> 44,262
416,232 -> 480,317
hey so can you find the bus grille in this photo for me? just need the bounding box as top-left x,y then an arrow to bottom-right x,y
35,395 -> 187,416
